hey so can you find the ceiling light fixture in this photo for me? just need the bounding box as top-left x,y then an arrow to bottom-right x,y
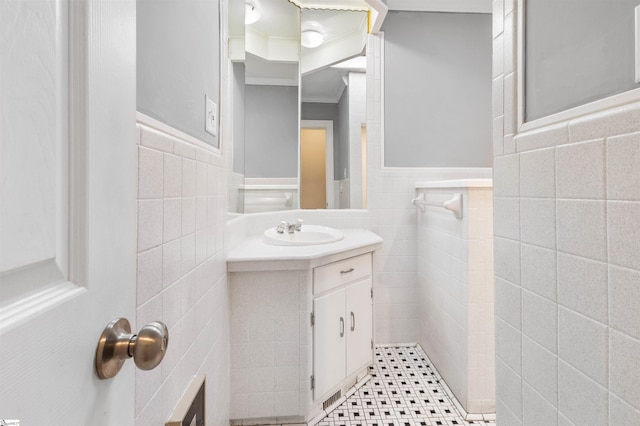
245,2 -> 260,25
301,29 -> 325,49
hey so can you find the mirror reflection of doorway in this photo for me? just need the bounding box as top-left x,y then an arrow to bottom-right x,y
300,120 -> 334,209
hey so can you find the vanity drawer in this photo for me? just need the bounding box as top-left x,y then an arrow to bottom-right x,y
314,253 -> 372,295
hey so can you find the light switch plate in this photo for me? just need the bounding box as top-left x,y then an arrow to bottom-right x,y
205,94 -> 218,137
636,6 -> 640,83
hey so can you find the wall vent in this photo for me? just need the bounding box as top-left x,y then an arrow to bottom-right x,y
322,389 -> 342,410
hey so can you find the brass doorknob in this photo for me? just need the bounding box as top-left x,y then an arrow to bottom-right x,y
95,318 -> 169,379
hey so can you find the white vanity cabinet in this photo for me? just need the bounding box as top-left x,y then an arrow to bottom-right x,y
312,253 -> 373,401
227,229 -> 382,424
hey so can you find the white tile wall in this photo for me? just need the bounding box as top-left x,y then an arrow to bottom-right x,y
493,0 -> 640,423
135,124 -> 229,426
416,187 -> 495,414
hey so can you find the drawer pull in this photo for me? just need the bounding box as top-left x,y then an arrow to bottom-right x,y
350,311 -> 355,331
340,316 -> 345,337
340,268 -> 355,274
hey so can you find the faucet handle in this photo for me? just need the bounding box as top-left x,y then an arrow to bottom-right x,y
295,219 -> 303,231
276,220 -> 288,234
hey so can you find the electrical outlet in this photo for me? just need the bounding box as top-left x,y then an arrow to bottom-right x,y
636,6 -> 640,83
205,94 -> 217,137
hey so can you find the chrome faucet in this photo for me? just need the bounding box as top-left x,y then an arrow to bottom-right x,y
276,219 -> 303,234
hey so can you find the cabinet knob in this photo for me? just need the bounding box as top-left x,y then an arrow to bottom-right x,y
339,316 -> 344,337
350,311 -> 355,331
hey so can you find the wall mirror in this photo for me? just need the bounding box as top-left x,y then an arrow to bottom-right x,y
228,0 -> 369,214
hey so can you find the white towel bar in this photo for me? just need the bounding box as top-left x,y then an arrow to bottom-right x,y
411,192 -> 463,219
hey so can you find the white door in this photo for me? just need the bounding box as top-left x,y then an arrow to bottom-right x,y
313,288 -> 346,400
0,0 -> 137,424
345,278 -> 372,377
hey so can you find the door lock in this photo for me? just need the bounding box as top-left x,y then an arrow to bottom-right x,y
95,317 -> 169,379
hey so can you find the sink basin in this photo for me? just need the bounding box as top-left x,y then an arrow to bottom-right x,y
263,225 -> 344,246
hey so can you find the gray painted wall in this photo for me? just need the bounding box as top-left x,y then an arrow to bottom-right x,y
137,0 -> 220,147
338,88 -> 350,179
301,102 -> 341,180
245,85 -> 298,178
383,12 -> 492,167
233,63 -> 245,174
526,0 -> 640,121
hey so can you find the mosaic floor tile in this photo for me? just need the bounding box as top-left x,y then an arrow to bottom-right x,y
317,346 -> 496,426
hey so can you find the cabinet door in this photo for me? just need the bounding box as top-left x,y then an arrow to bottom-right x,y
313,288 -> 346,399
346,278 -> 373,377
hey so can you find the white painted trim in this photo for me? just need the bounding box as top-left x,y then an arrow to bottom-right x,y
301,120 -> 335,209
302,82 -> 346,104
245,76 -> 299,86
136,111 -> 223,156
386,0 -> 492,13
381,167 -> 493,179
415,178 -> 493,189
517,0 -> 640,133
519,87 -> 640,133
516,0 -> 525,133
366,0 -> 388,33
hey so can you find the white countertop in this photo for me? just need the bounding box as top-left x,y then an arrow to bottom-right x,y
227,229 -> 383,272
415,178 -> 493,189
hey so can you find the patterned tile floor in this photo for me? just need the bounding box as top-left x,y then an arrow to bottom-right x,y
317,346 -> 496,426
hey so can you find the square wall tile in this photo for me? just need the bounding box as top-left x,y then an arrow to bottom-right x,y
607,132 -> 640,201
520,198 -> 556,249
503,13 -> 516,75
138,146 -> 164,199
496,358 -> 522,421
182,197 -> 196,236
494,237 -> 520,284
520,148 -> 555,198
493,75 -> 504,118
138,199 -> 163,252
558,360 -> 608,426
504,73 -> 516,136
496,317 -> 521,373
556,139 -> 605,199
494,196 -> 520,240
522,335 -> 558,407
610,330 -> 640,411
521,243 -> 556,302
522,290 -> 557,353
608,201 -> 640,271
163,198 -> 182,243
495,277 -> 521,329
493,35 -> 504,79
610,393 -> 640,426
137,246 -> 163,306
162,238 -> 182,288
523,382 -> 558,426
609,265 -> 640,341
182,158 -> 197,197
557,200 -> 606,262
558,307 -> 608,387
164,153 -> 182,198
494,116 -> 505,157
497,397 -> 523,426
493,154 -> 520,197
557,253 -> 607,324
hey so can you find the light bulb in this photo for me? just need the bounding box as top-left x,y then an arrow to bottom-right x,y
245,3 -> 260,25
301,30 -> 325,49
